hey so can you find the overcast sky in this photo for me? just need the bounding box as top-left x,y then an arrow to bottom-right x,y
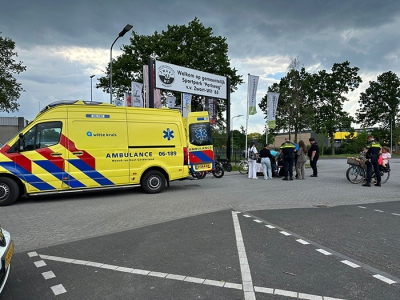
2,0 -> 400,134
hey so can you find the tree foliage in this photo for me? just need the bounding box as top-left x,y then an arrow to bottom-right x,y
0,32 -> 26,112
97,18 -> 243,126
259,58 -> 314,143
307,61 -> 361,154
356,71 -> 400,129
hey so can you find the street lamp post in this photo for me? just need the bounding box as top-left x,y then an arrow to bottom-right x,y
231,115 -> 243,157
90,75 -> 95,102
110,24 -> 133,104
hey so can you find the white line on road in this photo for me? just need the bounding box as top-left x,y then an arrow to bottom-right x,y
232,211 -> 256,300
341,260 -> 360,268
36,253 -> 345,299
280,231 -> 291,236
50,284 -> 67,295
372,274 -> 397,284
42,271 -> 56,280
316,249 -> 332,255
296,239 -> 310,245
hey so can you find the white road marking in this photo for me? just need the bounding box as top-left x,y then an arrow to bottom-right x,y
50,284 -> 66,295
243,214 -> 251,218
374,209 -> 384,213
392,213 -> 400,216
275,289 -> 297,297
34,260 -> 46,268
280,231 -> 291,236
358,206 -> 367,209
265,225 -> 275,229
253,219 -> 262,223
36,253 -> 346,299
232,212 -> 256,299
341,260 -> 360,268
298,292 -> 323,299
296,239 -> 310,245
42,271 -> 56,280
372,274 -> 397,284
28,251 -> 38,257
316,249 -> 332,255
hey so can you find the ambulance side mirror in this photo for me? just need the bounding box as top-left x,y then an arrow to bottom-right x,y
18,133 -> 24,151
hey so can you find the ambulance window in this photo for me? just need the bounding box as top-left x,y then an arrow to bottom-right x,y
18,121 -> 62,151
189,123 -> 213,146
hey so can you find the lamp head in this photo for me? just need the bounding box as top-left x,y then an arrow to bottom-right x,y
118,24 -> 133,37
90,75 -> 95,79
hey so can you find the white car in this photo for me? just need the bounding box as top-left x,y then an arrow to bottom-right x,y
0,226 -> 13,294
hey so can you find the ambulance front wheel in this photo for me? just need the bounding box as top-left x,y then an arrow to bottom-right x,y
141,170 -> 166,194
0,177 -> 19,206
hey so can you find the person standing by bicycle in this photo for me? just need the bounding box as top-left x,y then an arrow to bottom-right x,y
362,135 -> 382,187
248,142 -> 259,179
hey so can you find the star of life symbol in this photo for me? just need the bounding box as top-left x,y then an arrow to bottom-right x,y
163,128 -> 174,140
195,127 -> 207,140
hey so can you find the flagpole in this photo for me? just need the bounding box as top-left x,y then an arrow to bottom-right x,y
245,73 -> 250,159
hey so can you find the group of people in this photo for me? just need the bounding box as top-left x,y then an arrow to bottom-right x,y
247,137 -> 320,180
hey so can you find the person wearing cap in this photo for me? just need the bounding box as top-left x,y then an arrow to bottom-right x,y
280,137 -> 296,180
362,135 -> 381,187
308,137 -> 319,177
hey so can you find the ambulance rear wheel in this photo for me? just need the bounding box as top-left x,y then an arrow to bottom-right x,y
0,177 -> 19,206
141,170 -> 165,194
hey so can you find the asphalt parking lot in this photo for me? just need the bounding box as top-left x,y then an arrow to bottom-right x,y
1,159 -> 400,299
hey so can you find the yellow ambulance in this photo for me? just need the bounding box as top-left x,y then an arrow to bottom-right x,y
0,100 -> 190,206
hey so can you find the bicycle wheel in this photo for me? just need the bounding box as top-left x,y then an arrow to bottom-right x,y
346,165 -> 365,184
238,162 -> 248,174
213,165 -> 224,178
380,169 -> 390,183
224,163 -> 232,172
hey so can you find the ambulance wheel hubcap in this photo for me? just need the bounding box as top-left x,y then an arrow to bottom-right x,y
0,183 -> 10,200
148,176 -> 161,189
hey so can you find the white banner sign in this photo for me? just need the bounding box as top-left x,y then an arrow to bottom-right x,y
155,60 -> 227,99
267,92 -> 280,129
131,82 -> 144,107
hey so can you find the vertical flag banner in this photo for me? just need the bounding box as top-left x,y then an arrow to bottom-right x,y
154,89 -> 162,108
248,75 -> 259,115
125,93 -> 132,107
131,82 -> 144,107
144,64 -> 162,108
205,97 -> 217,124
267,92 -> 280,129
143,65 -> 149,108
182,93 -> 192,118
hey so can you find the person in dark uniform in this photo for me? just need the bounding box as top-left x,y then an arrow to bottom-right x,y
308,137 -> 319,177
362,135 -> 382,187
280,137 -> 296,180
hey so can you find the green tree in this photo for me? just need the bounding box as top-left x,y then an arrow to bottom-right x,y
259,58 -> 314,143
0,32 -> 26,112
356,71 -> 400,150
307,61 -> 361,155
97,18 -> 243,126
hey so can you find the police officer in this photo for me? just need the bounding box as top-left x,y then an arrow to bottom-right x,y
362,135 -> 381,187
280,137 -> 296,180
